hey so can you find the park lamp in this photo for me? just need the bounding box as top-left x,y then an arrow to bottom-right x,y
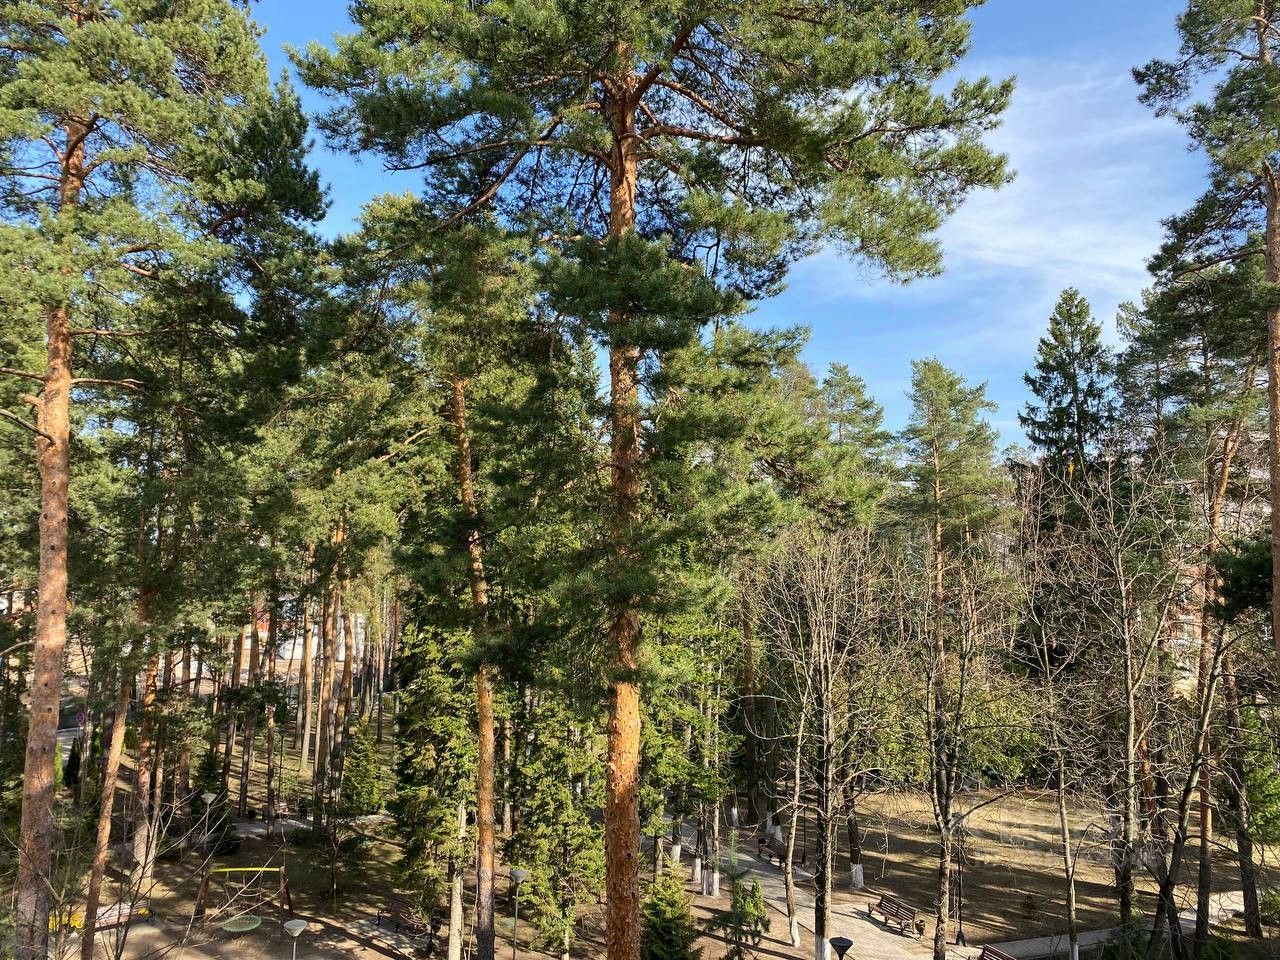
510,868 -> 529,960
283,918 -> 309,960
829,936 -> 853,960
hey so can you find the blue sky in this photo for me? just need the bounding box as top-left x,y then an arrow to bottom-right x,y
256,1 -> 1204,445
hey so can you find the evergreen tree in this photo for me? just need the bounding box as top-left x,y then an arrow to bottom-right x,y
0,2 -> 323,950
823,363 -> 893,452
299,7 -> 1011,954
340,719 -> 382,816
1019,289 -> 1115,470
901,358 -> 1005,584
640,869 -> 702,960
507,690 -> 606,960
706,875 -> 770,960
393,627 -> 475,926
1135,0 -> 1280,667
819,362 -> 896,518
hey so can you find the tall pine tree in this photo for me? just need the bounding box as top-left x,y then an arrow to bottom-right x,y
297,5 -> 1014,956
1135,0 -> 1280,666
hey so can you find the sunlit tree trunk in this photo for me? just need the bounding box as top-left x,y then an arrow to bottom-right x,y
15,118 -> 83,960
1261,19 -> 1280,671
313,583 -> 338,827
603,60 -> 644,960
80,676 -> 131,960
130,646 -> 160,887
238,603 -> 261,817
265,596 -> 279,822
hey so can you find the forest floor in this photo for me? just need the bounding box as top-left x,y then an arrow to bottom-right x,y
69,784 -> 1280,960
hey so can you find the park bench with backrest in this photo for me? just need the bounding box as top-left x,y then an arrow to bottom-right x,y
867,893 -> 924,938
376,899 -> 437,954
978,946 -> 1016,960
755,832 -> 787,866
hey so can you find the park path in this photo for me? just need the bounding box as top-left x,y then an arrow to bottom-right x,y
679,824 -> 932,960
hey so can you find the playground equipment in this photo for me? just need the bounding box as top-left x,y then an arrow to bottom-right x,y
193,865 -> 294,933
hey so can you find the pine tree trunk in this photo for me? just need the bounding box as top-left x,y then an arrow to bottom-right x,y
300,597 -> 318,769
476,664 -> 497,960
238,606 -> 261,817
265,599 -> 278,822
221,624 -> 246,790
131,650 -> 160,886
1193,619 -> 1216,956
313,585 -> 338,827
80,676 -> 131,960
1222,661 -> 1262,936
15,118 -> 83,960
178,640 -> 192,801
742,602 -> 759,826
1261,27 -> 1280,676
337,592 -> 354,750
295,547 -> 315,750
708,688 -> 721,897
604,69 -> 643,960
451,375 -> 496,960
142,728 -> 166,899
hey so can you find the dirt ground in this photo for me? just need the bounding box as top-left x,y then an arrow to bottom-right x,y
846,790 -> 1278,943
70,785 -> 1279,960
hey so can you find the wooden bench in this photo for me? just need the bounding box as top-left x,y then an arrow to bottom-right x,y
376,901 -> 437,954
867,894 -> 923,938
756,833 -> 787,866
978,946 -> 1016,960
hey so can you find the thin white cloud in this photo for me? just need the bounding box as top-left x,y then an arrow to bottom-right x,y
790,58 -> 1203,357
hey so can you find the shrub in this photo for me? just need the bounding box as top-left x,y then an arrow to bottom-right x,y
1261,888 -> 1280,927
707,877 -> 770,960
641,866 -> 702,960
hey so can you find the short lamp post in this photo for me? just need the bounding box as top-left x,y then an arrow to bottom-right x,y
283,918 -> 308,960
510,868 -> 529,960
201,792 -> 217,848
829,936 -> 853,960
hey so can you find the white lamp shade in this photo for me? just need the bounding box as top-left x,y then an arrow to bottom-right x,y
283,919 -> 309,938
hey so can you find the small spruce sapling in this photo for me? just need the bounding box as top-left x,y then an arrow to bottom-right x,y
641,865 -> 703,960
707,877 -> 770,960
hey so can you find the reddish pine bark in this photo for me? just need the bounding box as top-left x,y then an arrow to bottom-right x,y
15,119 -> 83,960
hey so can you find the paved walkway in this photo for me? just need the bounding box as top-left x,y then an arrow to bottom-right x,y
232,811 -> 392,840
677,825 -> 931,960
